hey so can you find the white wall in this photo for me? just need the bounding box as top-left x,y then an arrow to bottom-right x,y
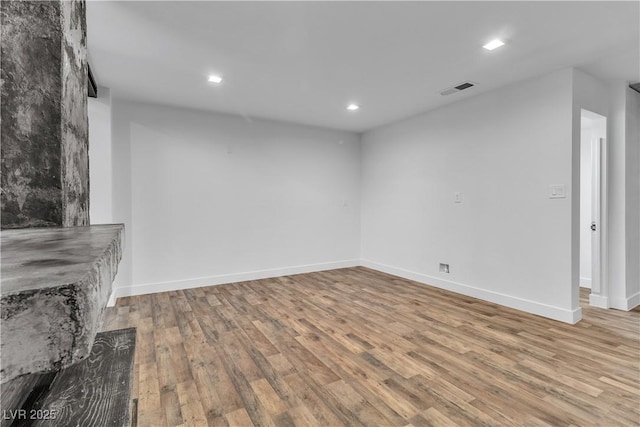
361,69 -> 578,323
111,101 -> 361,297
571,70 -> 610,312
601,81 -> 640,310
605,81 -> 627,308
111,98 -> 133,294
625,87 -> 640,308
561,72 -> 638,311
88,87 -> 113,224
579,119 -> 593,287
103,68 -> 637,318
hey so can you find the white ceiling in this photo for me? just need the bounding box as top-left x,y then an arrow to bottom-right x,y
87,1 -> 639,133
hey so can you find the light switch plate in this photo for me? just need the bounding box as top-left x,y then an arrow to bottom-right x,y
454,192 -> 462,203
549,184 -> 566,199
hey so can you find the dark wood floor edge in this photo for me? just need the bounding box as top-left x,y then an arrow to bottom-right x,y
128,328 -> 137,427
114,327 -> 138,335
130,398 -> 138,427
4,327 -> 137,427
8,372 -> 57,427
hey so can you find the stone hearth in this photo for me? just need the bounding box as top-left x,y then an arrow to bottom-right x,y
0,224 -> 124,383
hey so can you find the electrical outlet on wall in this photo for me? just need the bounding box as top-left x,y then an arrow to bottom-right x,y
439,263 -> 450,273
549,184 -> 566,199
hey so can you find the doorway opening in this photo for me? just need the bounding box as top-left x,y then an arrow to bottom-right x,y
580,109 -> 608,308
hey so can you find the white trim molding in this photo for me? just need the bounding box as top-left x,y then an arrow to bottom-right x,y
610,292 -> 640,311
361,259 -> 582,324
108,258 -> 584,324
107,259 -> 360,305
579,277 -> 592,288
589,293 -> 609,309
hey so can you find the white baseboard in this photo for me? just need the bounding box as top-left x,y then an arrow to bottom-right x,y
579,277 -> 592,288
108,258 -> 584,324
629,292 -> 640,310
109,259 -> 360,302
610,291 -> 640,311
588,293 -> 609,309
361,259 -> 581,324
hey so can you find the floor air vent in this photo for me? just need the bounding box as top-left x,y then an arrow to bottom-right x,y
440,81 -> 476,96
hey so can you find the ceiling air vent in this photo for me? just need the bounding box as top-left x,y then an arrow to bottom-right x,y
440,81 -> 476,96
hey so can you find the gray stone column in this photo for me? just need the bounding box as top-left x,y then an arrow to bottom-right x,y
1,0 -> 89,229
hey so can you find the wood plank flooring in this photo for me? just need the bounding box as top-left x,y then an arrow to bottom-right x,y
100,267 -> 640,427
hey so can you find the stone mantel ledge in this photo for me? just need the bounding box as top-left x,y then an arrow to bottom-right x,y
0,224 -> 124,383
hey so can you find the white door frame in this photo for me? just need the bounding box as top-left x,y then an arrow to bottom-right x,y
589,136 -> 609,308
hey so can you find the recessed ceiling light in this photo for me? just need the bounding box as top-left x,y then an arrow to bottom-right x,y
483,39 -> 505,51
347,103 -> 360,111
208,74 -> 223,84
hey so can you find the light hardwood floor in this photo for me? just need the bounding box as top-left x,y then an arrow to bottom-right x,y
101,267 -> 640,427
